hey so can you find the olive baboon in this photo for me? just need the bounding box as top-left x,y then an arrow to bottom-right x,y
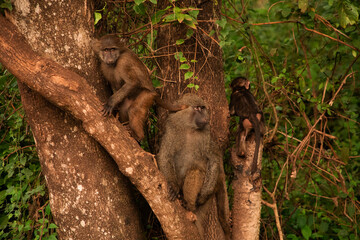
91,34 -> 185,140
229,76 -> 264,174
157,94 -> 230,238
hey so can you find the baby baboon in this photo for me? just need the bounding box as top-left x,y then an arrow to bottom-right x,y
157,94 -> 229,237
91,34 -> 185,140
229,76 -> 264,174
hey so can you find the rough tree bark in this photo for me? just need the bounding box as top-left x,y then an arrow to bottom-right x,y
231,142 -> 263,240
156,1 -> 230,239
5,1 -> 145,239
0,15 -> 203,240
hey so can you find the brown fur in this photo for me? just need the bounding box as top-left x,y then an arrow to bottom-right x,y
229,77 -> 264,174
92,34 -> 185,140
157,94 -> 230,239
183,168 -> 205,211
128,91 -> 157,140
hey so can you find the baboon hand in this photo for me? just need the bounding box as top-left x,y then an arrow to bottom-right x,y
102,102 -> 114,117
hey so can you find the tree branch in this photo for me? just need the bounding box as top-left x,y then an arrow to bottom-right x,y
0,15 -> 200,240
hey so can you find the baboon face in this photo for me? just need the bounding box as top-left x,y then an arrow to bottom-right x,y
230,77 -> 250,90
192,105 -> 209,130
99,47 -> 120,65
174,94 -> 210,130
94,35 -> 123,65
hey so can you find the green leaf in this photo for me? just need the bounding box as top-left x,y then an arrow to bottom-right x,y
24,220 -> 32,231
176,13 -> 185,23
184,14 -> 197,23
301,225 -> 312,240
188,10 -> 199,19
282,7 -> 292,18
48,234 -> 58,240
0,215 -> 9,229
308,11 -> 315,19
94,12 -> 102,25
184,72 -> 194,80
0,190 -> 7,203
187,83 -> 199,90
19,155 -> 27,165
180,64 -> 190,70
134,0 -> 145,5
0,1 -> 13,10
164,14 -> 176,22
48,223 -> 58,229
174,52 -> 183,60
339,7 -> 348,28
152,10 -> 166,25
184,19 -> 197,29
299,101 -> 305,112
343,1 -> 358,22
299,77 -> 306,92
339,2 -> 358,28
179,57 -> 187,62
133,4 -> 146,15
176,39 -> 185,45
270,48 -> 277,56
21,168 -> 33,179
298,0 -> 308,13
186,29 -> 194,38
338,229 -> 349,238
271,76 -> 278,84
173,6 -> 181,14
45,204 -> 51,215
297,214 -> 307,228
216,18 -> 227,28
0,74 -> 7,88
150,0 -> 157,4
287,234 -> 299,240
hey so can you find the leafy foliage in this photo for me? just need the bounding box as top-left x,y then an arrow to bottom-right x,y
93,1 -> 199,89
2,0 -> 360,239
0,0 -> 12,12
0,65 -> 57,240
220,0 -> 360,239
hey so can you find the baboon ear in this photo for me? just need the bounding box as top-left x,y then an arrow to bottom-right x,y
119,37 -> 128,45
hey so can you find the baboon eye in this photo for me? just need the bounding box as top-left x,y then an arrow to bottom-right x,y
104,48 -> 116,52
193,106 -> 205,111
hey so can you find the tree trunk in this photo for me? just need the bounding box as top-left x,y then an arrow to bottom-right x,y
231,142 -> 263,240
6,1 -> 144,239
156,1 -> 230,239
156,1 -> 229,148
0,14 -> 203,240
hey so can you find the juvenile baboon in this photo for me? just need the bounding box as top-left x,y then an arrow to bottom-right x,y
157,94 -> 229,238
91,34 -> 185,140
229,76 -> 264,174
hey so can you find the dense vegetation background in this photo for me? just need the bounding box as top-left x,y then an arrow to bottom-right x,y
1,0 -> 359,239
